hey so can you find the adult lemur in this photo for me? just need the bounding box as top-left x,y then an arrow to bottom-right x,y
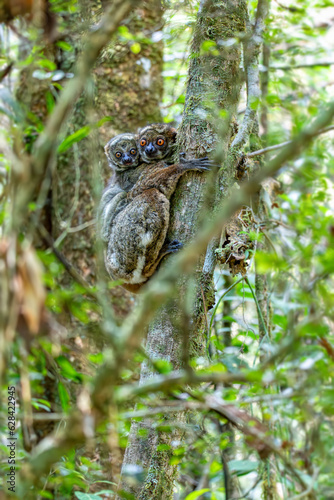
100,124 -> 210,292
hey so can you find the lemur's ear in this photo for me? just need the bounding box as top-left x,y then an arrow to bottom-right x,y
169,127 -> 177,141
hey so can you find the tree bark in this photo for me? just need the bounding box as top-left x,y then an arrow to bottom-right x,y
119,1 -> 247,498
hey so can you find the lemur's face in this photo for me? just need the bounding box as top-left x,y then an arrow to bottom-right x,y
104,133 -> 141,171
138,124 -> 177,163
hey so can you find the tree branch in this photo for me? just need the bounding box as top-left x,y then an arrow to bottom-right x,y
246,124 -> 334,158
271,60 -> 334,71
231,0 -> 269,150
38,225 -> 96,296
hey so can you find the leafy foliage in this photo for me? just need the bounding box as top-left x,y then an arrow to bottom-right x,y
0,0 -> 334,499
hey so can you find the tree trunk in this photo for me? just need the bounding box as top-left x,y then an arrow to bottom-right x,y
119,1 -> 247,497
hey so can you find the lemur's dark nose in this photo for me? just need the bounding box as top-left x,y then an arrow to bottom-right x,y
145,143 -> 156,154
123,154 -> 133,164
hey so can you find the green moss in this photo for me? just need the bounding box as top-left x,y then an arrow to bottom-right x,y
139,436 -> 178,500
249,132 -> 263,153
178,0 -> 247,154
95,1 -> 163,133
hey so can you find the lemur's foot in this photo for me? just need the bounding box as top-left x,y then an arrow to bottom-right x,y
180,156 -> 214,171
167,239 -> 183,252
180,154 -> 208,163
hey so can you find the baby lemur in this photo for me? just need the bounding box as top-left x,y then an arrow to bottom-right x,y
99,132 -> 143,243
104,124 -> 211,289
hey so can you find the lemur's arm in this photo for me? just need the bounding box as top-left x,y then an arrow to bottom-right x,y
127,158 -> 211,200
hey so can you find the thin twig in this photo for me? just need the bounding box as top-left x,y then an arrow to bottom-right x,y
271,61 -> 334,71
38,225 -> 96,297
247,125 -> 334,158
67,219 -> 96,233
287,467 -> 320,500
231,0 -> 269,150
244,276 -> 269,338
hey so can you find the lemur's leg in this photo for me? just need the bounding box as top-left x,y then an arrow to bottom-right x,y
106,189 -> 169,284
143,240 -> 183,278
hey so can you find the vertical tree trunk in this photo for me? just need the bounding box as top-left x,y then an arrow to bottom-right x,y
119,1 -> 247,498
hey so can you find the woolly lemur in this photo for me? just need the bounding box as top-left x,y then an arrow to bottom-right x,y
99,125 -> 178,243
104,124 -> 211,291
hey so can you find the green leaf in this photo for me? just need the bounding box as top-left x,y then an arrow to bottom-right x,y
157,444 -> 171,451
46,91 -> 55,114
58,117 -> 112,153
131,43 -> 141,54
185,489 -> 210,500
229,460 -> 258,476
201,40 -> 217,52
38,59 -> 57,71
154,359 -> 173,374
56,356 -> 82,382
58,126 -> 91,153
38,490 -> 54,499
175,94 -> 185,104
74,494 -> 101,500
56,41 -> 73,51
58,382 -> 70,411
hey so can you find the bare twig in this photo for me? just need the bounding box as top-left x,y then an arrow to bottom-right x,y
67,219 -> 96,233
244,275 -> 269,338
0,61 -> 13,82
38,225 -> 96,296
247,125 -> 334,158
271,60 -> 334,71
231,0 -> 269,150
287,467 -> 320,500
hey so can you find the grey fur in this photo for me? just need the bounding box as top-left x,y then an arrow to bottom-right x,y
98,133 -> 144,242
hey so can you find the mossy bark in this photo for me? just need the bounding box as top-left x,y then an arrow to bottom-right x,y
96,0 -> 163,143
119,1 -> 247,497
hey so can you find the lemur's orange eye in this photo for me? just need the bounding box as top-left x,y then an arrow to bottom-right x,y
115,152 -> 122,158
140,139 -> 146,147
130,148 -> 137,155
157,138 -> 165,146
